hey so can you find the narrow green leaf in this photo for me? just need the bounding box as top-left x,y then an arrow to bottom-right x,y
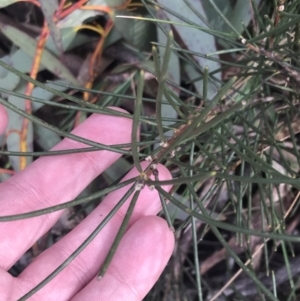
156,186 -> 300,242
202,66 -> 209,103
0,97 -> 132,156
152,46 -> 165,141
0,178 -> 136,222
132,71 -> 144,173
98,188 -> 141,278
188,142 -> 203,300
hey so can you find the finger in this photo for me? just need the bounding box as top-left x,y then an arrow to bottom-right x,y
0,109 -> 132,269
0,104 -> 8,135
14,162 -> 172,300
72,216 -> 175,301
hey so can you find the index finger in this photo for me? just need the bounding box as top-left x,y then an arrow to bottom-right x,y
0,109 -> 132,270
0,105 -> 8,135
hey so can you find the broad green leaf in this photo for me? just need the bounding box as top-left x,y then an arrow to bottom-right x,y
0,55 -> 20,91
57,0 -> 104,28
31,80 -> 69,112
157,0 -> 221,99
32,82 -> 62,163
114,11 -> 156,50
34,125 -> 61,151
0,22 -> 79,85
103,27 -> 122,48
57,0 -> 125,28
47,28 -> 83,53
0,44 -> 49,92
9,50 -> 41,73
229,0 -> 261,34
202,0 -> 262,34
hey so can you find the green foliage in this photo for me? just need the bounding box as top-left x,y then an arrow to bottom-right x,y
1,0 -> 300,300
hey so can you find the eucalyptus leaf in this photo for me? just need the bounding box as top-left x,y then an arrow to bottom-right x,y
1,26 -> 100,86
103,27 -> 122,48
157,0 -> 221,98
34,125 -> 61,151
57,30 -> 93,53
31,80 -> 69,112
57,0 -> 126,28
9,50 -> 42,74
0,22 -> 79,85
114,11 -> 155,50
0,55 -> 20,91
0,47 -> 47,94
202,0 -> 262,34
28,80 -> 72,153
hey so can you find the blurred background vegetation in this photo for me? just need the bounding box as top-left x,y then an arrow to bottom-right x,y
1,0 -> 300,300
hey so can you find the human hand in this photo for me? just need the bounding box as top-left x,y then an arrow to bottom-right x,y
0,106 -> 174,301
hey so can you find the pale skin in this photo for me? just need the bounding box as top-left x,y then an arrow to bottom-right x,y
0,105 -> 174,301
